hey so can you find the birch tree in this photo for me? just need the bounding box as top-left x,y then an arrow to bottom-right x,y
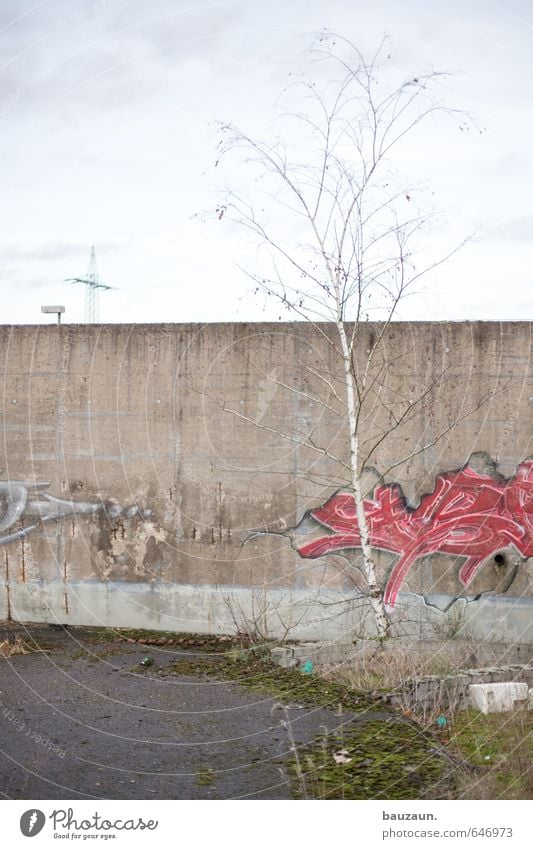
213,32 -> 476,640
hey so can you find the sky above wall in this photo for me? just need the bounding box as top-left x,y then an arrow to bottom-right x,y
0,0 -> 532,324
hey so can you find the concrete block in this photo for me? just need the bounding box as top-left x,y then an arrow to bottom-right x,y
469,682 -> 528,713
291,643 -> 317,660
270,646 -> 296,668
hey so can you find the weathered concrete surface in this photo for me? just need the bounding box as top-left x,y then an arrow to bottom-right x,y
0,322 -> 532,641
387,666 -> 533,712
469,682 -> 530,713
272,639 -> 533,669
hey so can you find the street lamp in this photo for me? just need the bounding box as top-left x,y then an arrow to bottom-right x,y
41,305 -> 65,325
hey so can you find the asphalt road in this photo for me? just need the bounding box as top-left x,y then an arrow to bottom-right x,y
0,626 -> 359,800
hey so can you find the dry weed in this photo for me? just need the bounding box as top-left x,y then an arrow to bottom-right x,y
0,635 -> 30,657
325,641 -> 478,694
451,705 -> 533,799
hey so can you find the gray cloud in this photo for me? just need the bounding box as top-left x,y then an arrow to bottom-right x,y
1,239 -> 126,262
2,241 -> 85,262
483,216 -> 533,243
0,0 -> 532,323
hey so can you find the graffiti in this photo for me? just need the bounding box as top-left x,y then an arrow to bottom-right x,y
294,457 -> 533,608
0,480 -> 152,545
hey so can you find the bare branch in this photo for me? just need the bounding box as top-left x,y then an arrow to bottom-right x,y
210,30 -> 478,641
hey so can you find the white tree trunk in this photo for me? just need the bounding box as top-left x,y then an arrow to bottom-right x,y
337,320 -> 391,640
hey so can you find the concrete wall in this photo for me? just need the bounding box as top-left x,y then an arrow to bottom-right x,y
0,321 -> 532,642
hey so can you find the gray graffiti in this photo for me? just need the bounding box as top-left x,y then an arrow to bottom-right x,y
0,480 -> 152,545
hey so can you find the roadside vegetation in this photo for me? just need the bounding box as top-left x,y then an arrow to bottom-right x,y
320,642 -> 533,799
1,624 -> 530,798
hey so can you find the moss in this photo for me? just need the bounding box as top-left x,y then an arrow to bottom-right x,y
161,653 -> 378,710
195,767 -> 217,788
290,717 -> 447,800
159,652 -> 449,799
67,645 -> 122,661
67,649 -> 87,660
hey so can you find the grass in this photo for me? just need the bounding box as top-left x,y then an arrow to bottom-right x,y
5,623 -> 528,799
61,626 -> 240,651
2,624 -> 246,654
159,642 -> 533,799
161,652 -> 377,710
448,707 -> 533,799
320,644 -> 533,800
159,650 -> 450,799
288,716 -> 447,799
326,641 -> 488,694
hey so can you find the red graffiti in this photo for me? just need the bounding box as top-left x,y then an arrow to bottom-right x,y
296,459 -> 533,608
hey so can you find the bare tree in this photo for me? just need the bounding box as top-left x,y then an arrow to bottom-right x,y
212,32 -> 479,641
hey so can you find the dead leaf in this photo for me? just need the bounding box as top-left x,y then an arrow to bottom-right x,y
333,749 -> 352,765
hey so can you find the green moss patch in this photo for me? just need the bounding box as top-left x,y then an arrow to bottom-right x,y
291,717 -> 446,799
160,652 -> 449,799
161,652 -> 378,710
195,767 -> 217,788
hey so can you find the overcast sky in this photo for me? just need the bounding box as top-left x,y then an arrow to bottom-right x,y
1,0 -> 532,324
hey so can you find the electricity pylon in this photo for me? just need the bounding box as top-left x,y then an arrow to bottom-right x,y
66,246 -> 113,323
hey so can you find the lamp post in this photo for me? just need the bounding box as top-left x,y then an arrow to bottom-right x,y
41,305 -> 65,325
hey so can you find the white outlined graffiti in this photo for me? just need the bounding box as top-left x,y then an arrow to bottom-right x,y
0,479 -> 152,545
